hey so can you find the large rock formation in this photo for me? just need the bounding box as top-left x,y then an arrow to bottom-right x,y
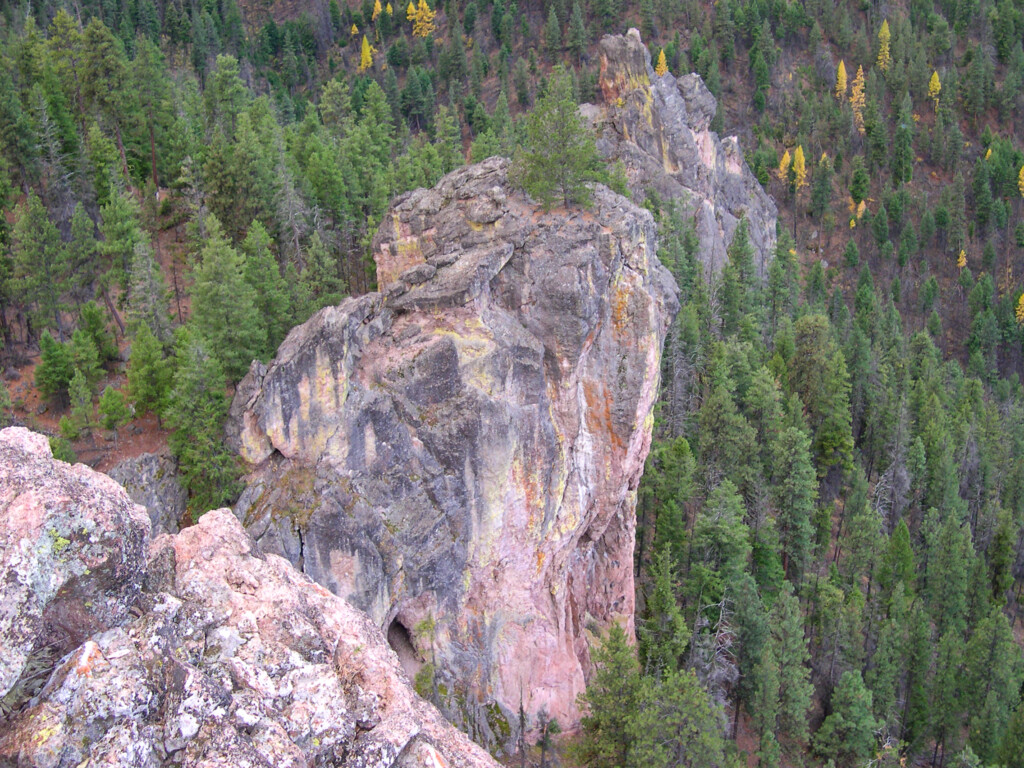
108,452 -> 188,536
586,30 -> 778,277
229,157 -> 678,744
0,427 -> 500,768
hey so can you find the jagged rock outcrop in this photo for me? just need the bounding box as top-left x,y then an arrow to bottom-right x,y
107,452 -> 187,536
586,29 -> 778,277
0,427 -> 500,768
0,427 -> 150,707
229,157 -> 678,745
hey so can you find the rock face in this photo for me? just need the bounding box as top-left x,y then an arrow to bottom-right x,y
0,428 -> 499,768
588,29 -> 778,277
107,452 -> 187,536
0,427 -> 150,707
229,157 -> 678,744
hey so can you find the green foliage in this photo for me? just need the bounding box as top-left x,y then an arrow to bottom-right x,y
511,66 -> 602,209
576,623 -> 642,768
813,670 -> 878,766
35,331 -> 74,404
164,331 -> 240,512
188,215 -> 265,380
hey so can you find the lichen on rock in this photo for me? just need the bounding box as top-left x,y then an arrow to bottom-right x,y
0,428 -> 500,768
591,29 -> 778,277
229,156 -> 679,747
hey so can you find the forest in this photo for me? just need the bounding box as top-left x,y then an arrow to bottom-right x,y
2,0 -> 1024,765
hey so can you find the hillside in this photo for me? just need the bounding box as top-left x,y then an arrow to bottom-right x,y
2,0 -> 1024,767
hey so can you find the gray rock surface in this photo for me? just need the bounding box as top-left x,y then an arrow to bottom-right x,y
107,452 -> 187,535
590,29 -> 778,277
229,157 -> 678,746
0,430 -> 500,768
0,427 -> 150,708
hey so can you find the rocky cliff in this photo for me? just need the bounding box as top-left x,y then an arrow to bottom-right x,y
228,157 -> 678,745
0,427 -> 499,768
585,30 -> 778,277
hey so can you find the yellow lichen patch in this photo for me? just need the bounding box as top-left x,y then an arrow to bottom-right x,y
536,549 -> 546,573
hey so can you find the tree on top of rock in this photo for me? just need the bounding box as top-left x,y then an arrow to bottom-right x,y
511,66 -> 602,210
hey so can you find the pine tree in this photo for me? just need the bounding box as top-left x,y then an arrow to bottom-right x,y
772,582 -> 813,742
576,623 -> 642,768
638,547 -> 691,675
61,367 -> 94,440
835,59 -> 848,101
814,670 -> 879,766
36,331 -> 74,405
630,668 -> 728,768
188,215 -> 265,381
12,193 -> 68,340
98,386 -> 131,446
876,20 -> 892,73
511,66 -> 602,209
127,322 -> 170,419
241,220 -> 291,357
771,426 -> 818,580
164,331 -> 240,512
543,7 -> 562,63
127,240 -> 171,343
69,330 -> 103,389
78,301 -> 118,364
568,0 -> 588,62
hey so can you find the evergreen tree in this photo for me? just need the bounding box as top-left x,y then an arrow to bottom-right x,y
638,547 -> 691,675
164,331 -> 240,512
813,670 -> 878,766
576,623 -> 642,768
189,215 -> 265,380
240,220 -> 291,357
771,583 -> 813,742
127,322 -> 171,419
98,386 -> 131,446
78,301 -> 118,364
543,7 -> 561,63
630,668 -> 728,768
511,66 -> 602,209
12,193 -> 68,340
35,331 -> 75,405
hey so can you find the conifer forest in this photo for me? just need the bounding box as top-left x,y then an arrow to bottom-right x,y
4,0 -> 1024,764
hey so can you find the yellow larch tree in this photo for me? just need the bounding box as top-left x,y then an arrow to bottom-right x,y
407,1 -> 416,20
411,0 -> 436,37
351,22 -> 359,35
1018,165 -> 1024,197
1016,293 -> 1024,324
792,145 -> 808,192
835,60 -> 847,101
877,20 -> 891,73
928,70 -> 941,111
851,66 -> 866,134
386,2 -> 393,14
958,249 -> 967,270
777,149 -> 791,183
372,0 -> 382,20
655,49 -> 668,77
359,35 -> 375,72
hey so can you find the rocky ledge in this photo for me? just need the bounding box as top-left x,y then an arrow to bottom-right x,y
0,427 -> 498,768
228,156 -> 678,747
586,29 -> 778,276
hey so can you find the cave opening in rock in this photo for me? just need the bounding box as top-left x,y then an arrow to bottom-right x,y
386,618 -> 424,680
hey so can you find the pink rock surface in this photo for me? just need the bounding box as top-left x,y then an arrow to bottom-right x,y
0,436 -> 500,768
